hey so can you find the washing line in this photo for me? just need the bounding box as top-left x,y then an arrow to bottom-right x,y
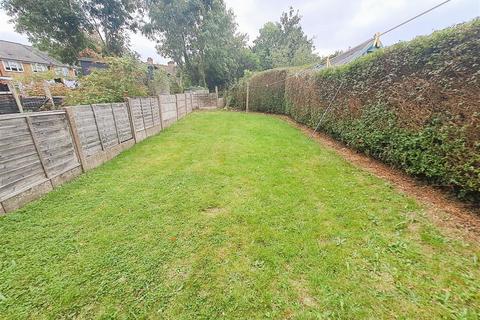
246,0 -> 455,90
308,0 -> 454,136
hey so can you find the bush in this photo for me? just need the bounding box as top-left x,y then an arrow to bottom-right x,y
13,70 -> 73,98
229,19 -> 480,200
65,57 -> 149,105
229,69 -> 288,113
147,69 -> 170,95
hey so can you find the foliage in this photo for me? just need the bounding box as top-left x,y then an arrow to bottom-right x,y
252,7 -> 318,70
11,70 -> 73,97
147,68 -> 170,95
65,56 -> 148,105
1,0 -> 141,64
144,0 -> 253,89
169,76 -> 184,94
230,19 -> 480,200
1,112 -> 479,318
229,69 -> 288,114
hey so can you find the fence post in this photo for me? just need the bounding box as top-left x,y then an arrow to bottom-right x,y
157,95 -> 164,130
148,98 -> 156,127
125,98 -> 138,143
215,86 -> 219,107
25,116 -> 50,178
139,98 -> 148,133
43,81 -> 55,108
64,107 -> 87,172
91,105 -> 105,151
110,104 -> 121,144
7,81 -> 23,113
190,93 -> 194,112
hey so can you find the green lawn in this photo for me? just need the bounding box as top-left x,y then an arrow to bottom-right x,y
1,111 -> 479,319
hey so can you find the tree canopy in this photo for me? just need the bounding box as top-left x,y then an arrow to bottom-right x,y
1,0 -> 318,91
1,0 -> 141,64
253,7 -> 318,70
144,0 -> 256,89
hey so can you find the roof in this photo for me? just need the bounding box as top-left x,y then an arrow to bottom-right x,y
0,40 -> 70,67
315,37 -> 383,70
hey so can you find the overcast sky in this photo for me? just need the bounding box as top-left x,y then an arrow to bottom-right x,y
0,0 -> 478,64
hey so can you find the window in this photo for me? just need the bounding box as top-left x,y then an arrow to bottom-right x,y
55,67 -> 69,77
2,60 -> 24,72
32,63 -> 48,72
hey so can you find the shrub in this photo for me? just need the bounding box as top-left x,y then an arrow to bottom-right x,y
65,57 -> 149,105
229,69 -> 288,113
147,69 -> 170,95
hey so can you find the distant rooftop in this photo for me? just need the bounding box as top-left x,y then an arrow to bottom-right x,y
0,40 -> 69,67
315,37 -> 383,70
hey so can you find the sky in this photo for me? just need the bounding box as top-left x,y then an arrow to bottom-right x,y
0,0 -> 478,64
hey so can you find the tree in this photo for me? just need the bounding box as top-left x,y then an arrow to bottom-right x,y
1,0 -> 141,64
80,0 -> 141,56
253,7 -> 318,70
252,22 -> 282,70
144,0 -> 254,89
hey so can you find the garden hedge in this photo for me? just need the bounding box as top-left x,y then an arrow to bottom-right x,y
229,68 -> 288,113
229,19 -> 480,200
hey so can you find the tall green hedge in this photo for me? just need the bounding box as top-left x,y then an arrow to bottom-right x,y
229,69 -> 288,113
229,19 -> 480,201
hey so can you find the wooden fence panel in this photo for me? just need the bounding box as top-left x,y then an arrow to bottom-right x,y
112,103 -> 133,143
151,97 -> 161,126
192,94 -> 199,110
0,94 -> 199,213
129,98 -> 145,132
140,98 -> 154,129
186,93 -> 193,113
176,94 -> 187,118
193,93 -> 218,109
92,104 -> 118,149
29,113 -> 80,177
0,117 -> 47,201
73,106 -> 103,157
159,95 -> 177,128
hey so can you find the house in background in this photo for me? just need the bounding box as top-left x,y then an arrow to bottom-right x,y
0,40 -> 76,78
159,60 -> 177,76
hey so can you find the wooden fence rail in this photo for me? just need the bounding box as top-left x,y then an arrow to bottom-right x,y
0,92 -> 217,214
